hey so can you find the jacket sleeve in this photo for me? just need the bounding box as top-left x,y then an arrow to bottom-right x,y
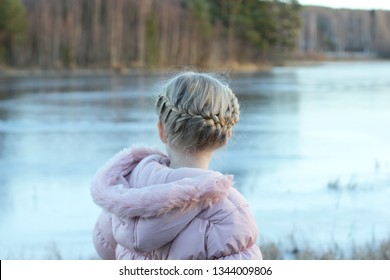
93,210 -> 117,259
205,190 -> 263,260
205,209 -> 262,260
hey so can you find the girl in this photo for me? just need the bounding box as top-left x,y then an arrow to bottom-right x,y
91,71 -> 262,260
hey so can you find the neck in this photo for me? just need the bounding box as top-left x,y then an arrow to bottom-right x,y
166,146 -> 213,169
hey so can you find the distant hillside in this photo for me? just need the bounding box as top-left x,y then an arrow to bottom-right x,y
298,6 -> 390,58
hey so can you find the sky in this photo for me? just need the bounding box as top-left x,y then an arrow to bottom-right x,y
298,0 -> 390,10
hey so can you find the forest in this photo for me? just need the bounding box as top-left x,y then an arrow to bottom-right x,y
299,6 -> 390,58
0,0 -> 301,69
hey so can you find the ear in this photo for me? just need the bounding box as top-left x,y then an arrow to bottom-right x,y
226,128 -> 233,140
158,121 -> 168,143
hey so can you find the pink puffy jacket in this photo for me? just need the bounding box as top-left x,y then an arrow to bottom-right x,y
91,146 -> 262,260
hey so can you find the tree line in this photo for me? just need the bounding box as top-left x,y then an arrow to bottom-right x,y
298,6 -> 390,58
0,0 -> 301,69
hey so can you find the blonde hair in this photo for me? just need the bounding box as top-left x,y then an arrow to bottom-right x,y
155,71 -> 240,152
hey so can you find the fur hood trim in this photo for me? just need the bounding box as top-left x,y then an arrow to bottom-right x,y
90,146 -> 232,218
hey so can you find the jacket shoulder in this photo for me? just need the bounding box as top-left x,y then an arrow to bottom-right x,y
200,187 -> 251,223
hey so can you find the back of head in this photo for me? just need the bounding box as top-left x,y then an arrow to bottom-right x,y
155,71 -> 240,153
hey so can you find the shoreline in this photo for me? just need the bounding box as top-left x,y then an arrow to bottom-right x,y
0,62 -> 273,78
0,58 -> 388,78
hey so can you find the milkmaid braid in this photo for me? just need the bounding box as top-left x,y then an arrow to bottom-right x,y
155,71 -> 240,152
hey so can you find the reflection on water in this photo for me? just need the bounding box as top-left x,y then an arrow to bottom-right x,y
0,62 -> 390,259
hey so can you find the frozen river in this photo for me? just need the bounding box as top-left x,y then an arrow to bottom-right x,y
0,61 -> 389,259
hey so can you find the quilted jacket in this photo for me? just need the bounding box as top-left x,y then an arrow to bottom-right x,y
91,146 -> 262,260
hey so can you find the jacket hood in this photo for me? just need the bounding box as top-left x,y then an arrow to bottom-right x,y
90,146 -> 232,218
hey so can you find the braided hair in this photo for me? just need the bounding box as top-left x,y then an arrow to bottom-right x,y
155,72 -> 240,152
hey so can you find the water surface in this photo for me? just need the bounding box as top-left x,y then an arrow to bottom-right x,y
0,62 -> 389,259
